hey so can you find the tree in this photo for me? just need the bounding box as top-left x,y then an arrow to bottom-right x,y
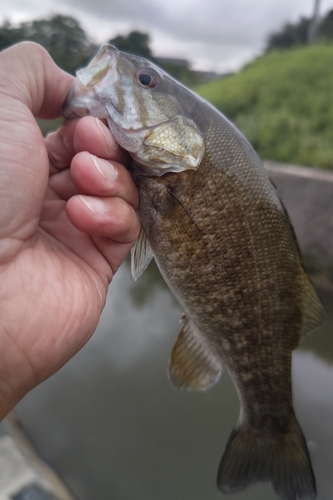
108,31 -> 153,59
0,20 -> 25,50
0,15 -> 97,74
266,17 -> 311,50
266,7 -> 333,51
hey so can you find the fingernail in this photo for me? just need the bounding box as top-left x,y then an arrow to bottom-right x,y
91,154 -> 118,183
95,118 -> 118,152
79,195 -> 106,215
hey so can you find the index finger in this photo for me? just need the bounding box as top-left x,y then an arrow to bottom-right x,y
46,116 -> 129,172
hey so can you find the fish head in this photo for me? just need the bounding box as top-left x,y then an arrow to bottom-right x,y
62,45 -> 205,176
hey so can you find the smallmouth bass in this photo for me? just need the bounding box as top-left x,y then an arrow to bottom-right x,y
62,45 -> 325,500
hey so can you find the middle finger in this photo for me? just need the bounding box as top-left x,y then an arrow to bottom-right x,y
71,153 -> 139,209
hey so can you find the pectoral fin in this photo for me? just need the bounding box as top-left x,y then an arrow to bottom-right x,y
131,227 -> 154,281
301,273 -> 326,336
169,315 -> 223,390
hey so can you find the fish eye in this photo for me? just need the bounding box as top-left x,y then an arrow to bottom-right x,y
136,69 -> 159,89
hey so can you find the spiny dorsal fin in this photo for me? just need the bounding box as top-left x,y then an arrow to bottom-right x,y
168,314 -> 223,391
301,273 -> 326,336
131,226 -> 154,281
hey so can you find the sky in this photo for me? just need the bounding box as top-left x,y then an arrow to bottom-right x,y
2,0 -> 333,72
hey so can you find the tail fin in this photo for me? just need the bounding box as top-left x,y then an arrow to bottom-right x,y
217,415 -> 316,500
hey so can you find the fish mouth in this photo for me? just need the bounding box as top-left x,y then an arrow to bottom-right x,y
61,45 -> 119,120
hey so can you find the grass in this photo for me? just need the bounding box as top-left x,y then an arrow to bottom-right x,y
196,44 -> 333,170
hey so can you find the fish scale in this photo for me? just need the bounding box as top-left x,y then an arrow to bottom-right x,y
62,44 -> 325,500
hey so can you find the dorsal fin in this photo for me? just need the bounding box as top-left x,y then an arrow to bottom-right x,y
168,314 -> 223,390
131,226 -> 154,281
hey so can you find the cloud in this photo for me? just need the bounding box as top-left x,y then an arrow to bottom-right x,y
2,0 -> 333,71
55,0 -> 333,70
56,0 -> 327,45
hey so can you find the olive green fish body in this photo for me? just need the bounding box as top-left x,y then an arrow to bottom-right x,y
62,45 -> 325,500
135,105 -> 302,430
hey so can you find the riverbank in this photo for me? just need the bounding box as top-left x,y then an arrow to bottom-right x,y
0,414 -> 75,500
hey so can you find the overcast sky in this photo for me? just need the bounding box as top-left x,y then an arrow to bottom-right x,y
2,0 -> 333,72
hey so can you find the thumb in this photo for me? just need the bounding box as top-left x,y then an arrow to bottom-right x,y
0,41 -> 74,118
0,42 -> 74,245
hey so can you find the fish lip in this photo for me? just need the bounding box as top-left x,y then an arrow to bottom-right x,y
109,116 -> 171,134
61,102 -> 91,119
61,87 -> 100,119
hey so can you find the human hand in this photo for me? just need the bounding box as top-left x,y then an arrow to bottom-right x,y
0,42 -> 140,419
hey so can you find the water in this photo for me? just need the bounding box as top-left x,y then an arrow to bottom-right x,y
15,259 -> 333,500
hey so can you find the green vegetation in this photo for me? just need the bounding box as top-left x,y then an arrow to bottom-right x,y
196,44 -> 333,170
37,118 -> 63,137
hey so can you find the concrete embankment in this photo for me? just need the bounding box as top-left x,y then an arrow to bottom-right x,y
0,414 -> 75,500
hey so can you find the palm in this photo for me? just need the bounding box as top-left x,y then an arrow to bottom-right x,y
5,192 -> 106,378
0,43 -> 139,417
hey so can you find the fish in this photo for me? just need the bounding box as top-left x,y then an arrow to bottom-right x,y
62,45 -> 325,500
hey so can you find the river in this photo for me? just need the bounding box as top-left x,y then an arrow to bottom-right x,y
15,258 -> 333,500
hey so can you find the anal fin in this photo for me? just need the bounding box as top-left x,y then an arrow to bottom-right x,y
168,315 -> 222,391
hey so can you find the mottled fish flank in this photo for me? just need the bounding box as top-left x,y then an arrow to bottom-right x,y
62,45 -> 325,500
